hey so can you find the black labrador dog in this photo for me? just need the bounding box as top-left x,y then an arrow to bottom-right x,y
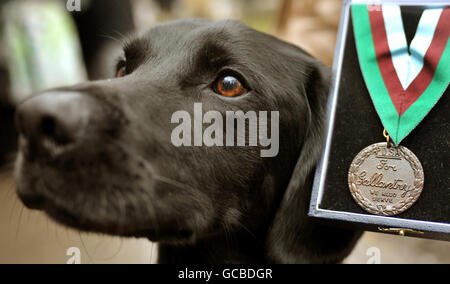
14,19 -> 361,264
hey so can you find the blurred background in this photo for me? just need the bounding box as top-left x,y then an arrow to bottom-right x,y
0,0 -> 448,264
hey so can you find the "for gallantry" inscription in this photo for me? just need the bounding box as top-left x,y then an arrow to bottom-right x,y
348,143 -> 424,216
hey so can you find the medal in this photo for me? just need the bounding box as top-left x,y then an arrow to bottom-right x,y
349,4 -> 450,216
348,141 -> 424,216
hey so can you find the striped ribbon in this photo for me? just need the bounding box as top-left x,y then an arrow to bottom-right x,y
352,4 -> 450,145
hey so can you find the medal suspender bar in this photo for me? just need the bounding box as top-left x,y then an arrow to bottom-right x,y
309,0 -> 450,241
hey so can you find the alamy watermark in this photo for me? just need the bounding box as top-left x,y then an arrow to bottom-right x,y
66,0 -> 81,12
366,247 -> 381,264
66,247 -> 81,264
171,103 -> 279,158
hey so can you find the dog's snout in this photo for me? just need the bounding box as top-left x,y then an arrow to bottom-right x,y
16,92 -> 88,157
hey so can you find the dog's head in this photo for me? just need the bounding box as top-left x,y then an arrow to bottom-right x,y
14,20 -> 358,263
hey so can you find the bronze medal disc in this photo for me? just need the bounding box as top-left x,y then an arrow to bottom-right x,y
348,143 -> 424,216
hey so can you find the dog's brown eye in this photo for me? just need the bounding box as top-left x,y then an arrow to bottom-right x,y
116,66 -> 127,78
214,75 -> 248,97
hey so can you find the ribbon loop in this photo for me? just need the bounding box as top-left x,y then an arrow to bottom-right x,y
352,4 -> 450,145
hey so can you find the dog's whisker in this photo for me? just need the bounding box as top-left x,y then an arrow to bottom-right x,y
150,173 -> 197,193
149,242 -> 154,264
139,188 -> 162,236
6,187 -> 18,205
0,170 -> 15,201
0,183 -> 12,204
65,227 -> 71,243
92,236 -> 124,262
26,206 -> 32,223
227,208 -> 258,241
237,222 -> 257,241
46,215 -> 50,237
99,34 -> 122,44
54,217 -> 59,242
93,236 -> 105,256
8,196 -> 19,228
78,231 -> 95,264
111,29 -> 129,42
142,190 -> 161,236
106,238 -> 124,261
113,189 -> 127,231
15,205 -> 25,238
221,220 -> 232,255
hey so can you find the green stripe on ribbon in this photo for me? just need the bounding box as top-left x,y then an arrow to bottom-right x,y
398,37 -> 450,141
351,5 -> 401,143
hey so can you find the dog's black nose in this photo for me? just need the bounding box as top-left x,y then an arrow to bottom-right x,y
15,92 -> 88,158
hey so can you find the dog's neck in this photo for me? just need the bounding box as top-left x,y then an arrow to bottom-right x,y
156,170 -> 315,264
156,179 -> 287,264
157,230 -> 269,264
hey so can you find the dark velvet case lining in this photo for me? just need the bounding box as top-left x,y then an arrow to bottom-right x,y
318,6 -> 450,224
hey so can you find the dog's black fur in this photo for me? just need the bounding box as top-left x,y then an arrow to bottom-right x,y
14,19 -> 361,264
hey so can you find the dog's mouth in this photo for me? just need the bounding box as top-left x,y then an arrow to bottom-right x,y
17,183 -> 195,242
14,148 -> 202,243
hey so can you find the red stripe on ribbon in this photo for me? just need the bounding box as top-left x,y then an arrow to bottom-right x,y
368,5 -> 450,116
406,9 -> 450,110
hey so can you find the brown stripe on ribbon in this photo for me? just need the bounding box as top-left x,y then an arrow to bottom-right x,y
369,6 -> 405,115
404,8 -> 450,112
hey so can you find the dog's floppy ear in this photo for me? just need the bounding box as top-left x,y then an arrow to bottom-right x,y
266,53 -> 361,264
